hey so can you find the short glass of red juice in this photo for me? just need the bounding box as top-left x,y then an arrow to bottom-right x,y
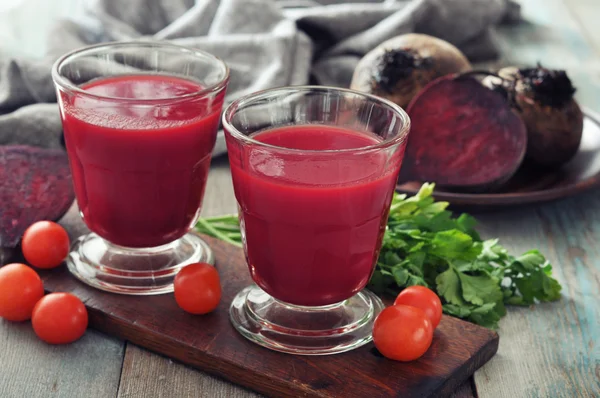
223,86 -> 410,354
51,42 -> 229,295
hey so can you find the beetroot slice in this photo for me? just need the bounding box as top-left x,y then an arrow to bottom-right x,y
0,145 -> 74,248
401,75 -> 527,191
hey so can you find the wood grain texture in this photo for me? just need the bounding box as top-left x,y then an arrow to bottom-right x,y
117,157 -> 258,398
117,158 -> 477,398
118,345 -> 260,398
0,321 -> 124,398
0,0 -> 597,397
0,4 -> 128,396
450,379 -> 476,398
0,206 -> 125,398
493,0 -> 600,111
471,190 -> 600,398
200,157 -> 238,218
566,0 -> 600,57
39,228 -> 498,398
470,3 -> 600,395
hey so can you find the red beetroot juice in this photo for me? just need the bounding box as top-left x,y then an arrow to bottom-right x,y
227,125 -> 401,306
60,75 -> 224,248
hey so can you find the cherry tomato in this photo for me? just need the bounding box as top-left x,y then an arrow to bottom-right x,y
32,293 -> 88,344
22,221 -> 70,269
394,285 -> 443,329
373,305 -> 433,362
0,263 -> 44,321
174,262 -> 221,314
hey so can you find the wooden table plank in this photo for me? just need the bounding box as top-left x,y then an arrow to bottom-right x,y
1,0 -> 597,396
106,1 -> 600,396
116,157 -> 262,398
471,191 -> 600,397
118,345 -> 260,398
450,379 -> 476,398
199,157 -> 238,218
116,157 -> 477,398
493,0 -> 600,111
567,0 -> 600,56
1,201 -> 126,398
470,2 -> 600,396
0,322 -> 124,398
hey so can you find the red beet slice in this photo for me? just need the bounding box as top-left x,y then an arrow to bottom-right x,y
0,146 -> 74,248
401,75 -> 527,191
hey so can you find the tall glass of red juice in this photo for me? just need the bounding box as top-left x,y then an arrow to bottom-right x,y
52,42 -> 229,295
223,86 -> 410,354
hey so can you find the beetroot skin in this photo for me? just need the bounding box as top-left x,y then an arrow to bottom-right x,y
0,145 -> 74,248
401,75 -> 527,191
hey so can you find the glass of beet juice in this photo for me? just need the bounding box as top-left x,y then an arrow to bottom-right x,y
224,86 -> 410,354
51,42 -> 229,295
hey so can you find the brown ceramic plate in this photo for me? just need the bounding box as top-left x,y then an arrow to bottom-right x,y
397,108 -> 600,207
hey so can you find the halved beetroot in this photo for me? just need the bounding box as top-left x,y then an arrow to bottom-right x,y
400,75 -> 527,191
0,146 -> 74,248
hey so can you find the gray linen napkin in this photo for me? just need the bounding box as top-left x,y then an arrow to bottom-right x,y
0,0 -> 519,156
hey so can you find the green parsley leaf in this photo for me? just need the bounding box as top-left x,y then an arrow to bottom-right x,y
442,303 -> 472,318
436,267 -> 465,306
373,183 -> 562,328
458,272 -> 503,306
430,230 -> 482,261
468,302 -> 502,329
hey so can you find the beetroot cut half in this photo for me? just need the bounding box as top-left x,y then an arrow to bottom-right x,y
401,75 -> 527,192
0,145 -> 75,248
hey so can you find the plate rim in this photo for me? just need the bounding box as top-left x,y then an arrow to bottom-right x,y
396,107 -> 600,206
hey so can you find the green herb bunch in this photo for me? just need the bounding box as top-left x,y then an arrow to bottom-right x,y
195,183 -> 562,328
370,183 -> 561,328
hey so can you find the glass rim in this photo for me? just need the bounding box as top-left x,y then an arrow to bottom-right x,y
51,41 -> 230,103
222,85 -> 411,154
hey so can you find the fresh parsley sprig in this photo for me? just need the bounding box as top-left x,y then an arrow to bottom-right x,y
195,183 -> 562,329
370,183 -> 561,328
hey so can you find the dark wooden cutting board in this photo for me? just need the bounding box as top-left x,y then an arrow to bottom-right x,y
30,221 -> 498,398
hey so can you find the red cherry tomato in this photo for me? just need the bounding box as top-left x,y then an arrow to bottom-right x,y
32,293 -> 88,344
174,263 -> 221,314
0,263 -> 44,321
22,221 -> 70,269
373,305 -> 433,362
394,285 -> 443,329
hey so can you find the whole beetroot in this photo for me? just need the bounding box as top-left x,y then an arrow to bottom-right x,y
351,34 -> 471,109
485,65 -> 583,169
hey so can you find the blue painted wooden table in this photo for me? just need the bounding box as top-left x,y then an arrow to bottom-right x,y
0,0 -> 598,397
473,3 -> 600,395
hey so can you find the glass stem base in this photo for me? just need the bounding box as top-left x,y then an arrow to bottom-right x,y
229,284 -> 384,355
66,232 -> 214,295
